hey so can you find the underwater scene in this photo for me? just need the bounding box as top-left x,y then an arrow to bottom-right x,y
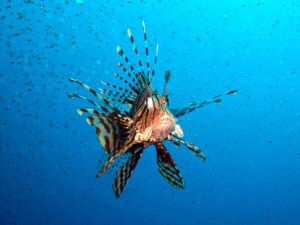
0,0 -> 299,224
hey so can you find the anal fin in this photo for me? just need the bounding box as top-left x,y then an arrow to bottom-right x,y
155,142 -> 184,189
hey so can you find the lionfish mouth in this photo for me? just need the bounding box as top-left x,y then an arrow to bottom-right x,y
160,118 -> 174,127
150,113 -> 176,141
160,114 -> 175,125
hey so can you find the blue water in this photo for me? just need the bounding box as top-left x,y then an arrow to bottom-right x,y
1,0 -> 299,224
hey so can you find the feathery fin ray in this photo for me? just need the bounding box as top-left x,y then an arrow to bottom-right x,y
171,90 -> 238,117
113,145 -> 145,198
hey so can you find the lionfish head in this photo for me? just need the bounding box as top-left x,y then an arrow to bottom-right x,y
144,71 -> 183,142
150,107 -> 177,142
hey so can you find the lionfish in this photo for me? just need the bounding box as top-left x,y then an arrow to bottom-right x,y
68,22 -> 238,198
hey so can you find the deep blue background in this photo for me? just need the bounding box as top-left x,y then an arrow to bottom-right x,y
1,0 -> 299,224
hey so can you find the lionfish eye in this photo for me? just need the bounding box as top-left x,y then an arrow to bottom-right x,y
146,97 -> 154,110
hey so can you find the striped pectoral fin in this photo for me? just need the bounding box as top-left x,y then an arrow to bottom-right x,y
86,115 -> 120,154
96,142 -> 135,178
76,108 -> 103,117
112,145 -> 145,198
155,142 -> 184,189
68,78 -> 103,101
170,90 -> 238,117
69,78 -> 121,114
168,135 -> 206,161
68,93 -> 111,114
96,129 -> 136,178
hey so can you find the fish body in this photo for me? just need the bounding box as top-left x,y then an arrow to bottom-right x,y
131,86 -> 177,143
68,22 -> 238,197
